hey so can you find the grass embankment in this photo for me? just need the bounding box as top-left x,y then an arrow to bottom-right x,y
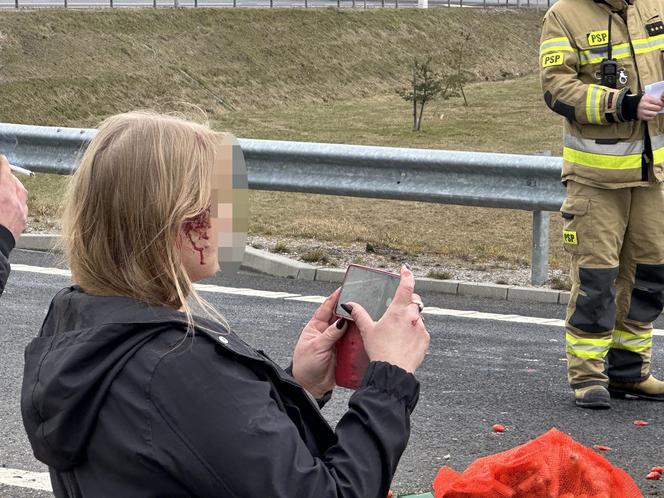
1,8 -> 568,278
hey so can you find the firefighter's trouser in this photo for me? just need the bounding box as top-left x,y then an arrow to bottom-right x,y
562,180 -> 664,389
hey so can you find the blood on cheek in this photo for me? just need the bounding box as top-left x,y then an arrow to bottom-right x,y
183,208 -> 211,265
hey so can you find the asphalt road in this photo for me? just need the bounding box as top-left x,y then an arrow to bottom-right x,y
0,248 -> 662,497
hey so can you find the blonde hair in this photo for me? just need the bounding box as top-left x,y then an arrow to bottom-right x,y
62,111 -> 227,328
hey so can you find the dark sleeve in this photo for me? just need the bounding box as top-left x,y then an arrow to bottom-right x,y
284,361 -> 332,408
0,225 -> 15,297
148,347 -> 419,498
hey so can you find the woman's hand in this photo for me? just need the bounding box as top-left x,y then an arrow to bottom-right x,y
292,288 -> 347,399
345,265 -> 430,374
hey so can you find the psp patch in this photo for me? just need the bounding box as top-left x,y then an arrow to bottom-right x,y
542,52 -> 564,68
646,21 -> 664,37
563,230 -> 578,245
587,30 -> 609,47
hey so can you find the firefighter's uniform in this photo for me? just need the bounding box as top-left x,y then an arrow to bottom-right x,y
540,0 -> 664,407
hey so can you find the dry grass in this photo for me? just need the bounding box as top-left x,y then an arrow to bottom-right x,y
0,8 -> 542,125
3,8 -> 571,273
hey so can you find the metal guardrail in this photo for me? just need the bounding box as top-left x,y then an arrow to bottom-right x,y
1,0 -> 554,9
0,123 -> 566,285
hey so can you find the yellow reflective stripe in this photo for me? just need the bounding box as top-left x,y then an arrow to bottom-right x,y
578,35 -> 664,65
540,37 -> 571,50
630,34 -> 660,47
566,332 -> 610,359
611,342 -> 651,353
593,86 -> 602,123
566,332 -> 612,348
541,36 -> 569,45
612,329 -> 652,353
579,52 -> 632,65
653,144 -> 664,164
631,34 -> 664,54
585,85 -> 602,124
540,45 -> 575,55
612,329 -> 652,340
563,147 -> 642,170
579,43 -> 631,65
567,347 -> 608,359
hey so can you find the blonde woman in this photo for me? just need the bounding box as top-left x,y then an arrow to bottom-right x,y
20,112 -> 429,498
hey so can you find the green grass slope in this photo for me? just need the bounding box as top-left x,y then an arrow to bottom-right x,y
0,8 -> 543,126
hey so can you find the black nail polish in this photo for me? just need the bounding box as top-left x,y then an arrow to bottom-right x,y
335,318 -> 346,329
340,303 -> 353,314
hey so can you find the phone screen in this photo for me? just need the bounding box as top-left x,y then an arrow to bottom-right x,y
335,265 -> 400,321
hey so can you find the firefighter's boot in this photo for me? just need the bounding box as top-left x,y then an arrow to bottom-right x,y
609,375 -> 664,401
574,385 -> 611,409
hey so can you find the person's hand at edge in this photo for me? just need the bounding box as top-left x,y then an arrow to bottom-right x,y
637,94 -> 664,121
0,155 -> 28,242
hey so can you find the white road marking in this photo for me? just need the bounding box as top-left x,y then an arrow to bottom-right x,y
0,468 -> 52,491
284,295 -> 327,303
193,283 -> 299,299
11,264 -> 664,338
12,264 -> 72,277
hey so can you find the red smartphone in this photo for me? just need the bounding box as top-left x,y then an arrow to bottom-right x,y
335,265 -> 400,389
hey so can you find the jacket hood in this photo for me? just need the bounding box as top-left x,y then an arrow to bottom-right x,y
21,286 -> 186,471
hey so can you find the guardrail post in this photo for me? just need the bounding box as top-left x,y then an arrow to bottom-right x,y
531,210 -> 550,286
15,0 -> 18,7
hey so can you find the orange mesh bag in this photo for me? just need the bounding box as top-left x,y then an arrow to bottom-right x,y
433,428 -> 641,498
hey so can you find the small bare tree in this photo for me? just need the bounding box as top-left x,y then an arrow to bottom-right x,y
398,37 -> 472,131
397,58 -> 445,132
445,34 -> 471,107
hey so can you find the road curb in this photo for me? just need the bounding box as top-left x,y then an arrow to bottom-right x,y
17,234 -> 568,305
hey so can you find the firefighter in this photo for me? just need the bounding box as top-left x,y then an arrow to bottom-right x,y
540,0 -> 664,408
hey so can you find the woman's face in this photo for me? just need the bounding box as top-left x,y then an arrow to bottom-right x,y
180,138 -> 248,282
180,207 -> 221,282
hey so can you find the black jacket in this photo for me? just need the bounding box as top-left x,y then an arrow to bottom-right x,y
21,286 -> 420,497
0,224 -> 15,296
